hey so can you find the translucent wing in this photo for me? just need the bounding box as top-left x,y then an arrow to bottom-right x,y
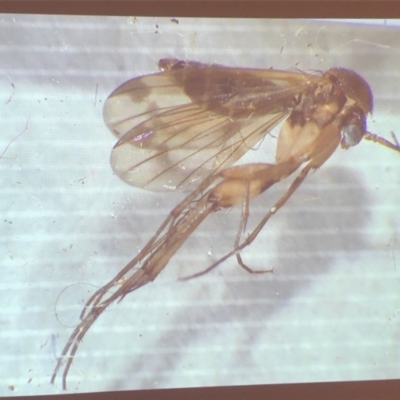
103,59 -> 319,191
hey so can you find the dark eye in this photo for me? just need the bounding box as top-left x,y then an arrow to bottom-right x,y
341,123 -> 364,148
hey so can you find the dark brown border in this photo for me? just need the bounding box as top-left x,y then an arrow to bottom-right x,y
6,380 -> 400,400
0,1 -> 399,18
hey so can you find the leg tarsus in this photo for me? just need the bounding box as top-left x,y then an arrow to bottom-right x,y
236,253 -> 274,274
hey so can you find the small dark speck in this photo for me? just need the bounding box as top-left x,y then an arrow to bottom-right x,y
171,18 -> 179,24
8,385 -> 15,391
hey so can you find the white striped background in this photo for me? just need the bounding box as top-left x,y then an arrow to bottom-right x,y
0,16 -> 399,395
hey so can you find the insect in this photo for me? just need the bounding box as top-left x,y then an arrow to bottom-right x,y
51,58 -> 400,389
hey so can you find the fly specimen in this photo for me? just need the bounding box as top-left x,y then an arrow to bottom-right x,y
51,58 -> 400,389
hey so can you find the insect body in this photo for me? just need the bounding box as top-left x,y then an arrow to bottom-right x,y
51,59 -> 400,389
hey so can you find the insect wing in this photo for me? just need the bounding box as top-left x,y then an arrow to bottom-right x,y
103,63 -> 317,191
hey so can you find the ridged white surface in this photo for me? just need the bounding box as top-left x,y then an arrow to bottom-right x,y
0,16 -> 399,395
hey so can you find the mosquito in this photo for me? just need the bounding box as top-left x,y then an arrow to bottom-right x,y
50,58 -> 400,389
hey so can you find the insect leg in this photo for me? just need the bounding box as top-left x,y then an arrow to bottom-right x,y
51,188 -> 216,389
179,161 -> 314,281
364,132 -> 400,154
79,175 -> 219,317
234,181 -> 274,274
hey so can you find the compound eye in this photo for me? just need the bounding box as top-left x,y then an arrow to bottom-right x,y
341,123 -> 364,149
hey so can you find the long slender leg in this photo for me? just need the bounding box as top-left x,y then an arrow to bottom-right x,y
52,130 -> 400,388
234,181 -> 274,274
51,189 -> 215,389
182,130 -> 400,281
180,162 -> 314,281
364,132 -> 400,153
77,174 -> 221,318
